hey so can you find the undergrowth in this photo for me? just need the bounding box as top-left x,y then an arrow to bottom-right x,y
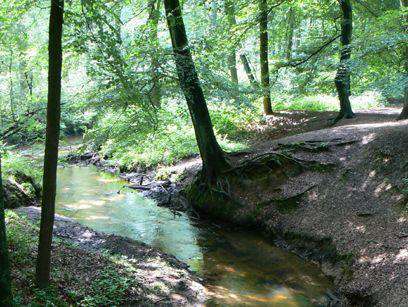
84,100 -> 252,170
82,92 -> 384,171
4,211 -> 156,305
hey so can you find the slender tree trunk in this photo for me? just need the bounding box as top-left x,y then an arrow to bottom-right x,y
8,53 -> 16,123
334,0 -> 355,120
148,0 -> 162,107
286,8 -> 295,61
0,158 -> 12,306
240,54 -> 259,89
164,0 -> 230,180
259,0 -> 272,115
398,0 -> 408,120
35,0 -> 64,289
210,0 -> 217,28
225,0 -> 238,84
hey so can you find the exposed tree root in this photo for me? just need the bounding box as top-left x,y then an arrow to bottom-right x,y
328,111 -> 356,126
185,151 -> 336,221
253,185 -> 316,214
276,139 -> 358,153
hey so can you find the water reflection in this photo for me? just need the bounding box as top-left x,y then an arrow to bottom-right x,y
56,166 -> 332,306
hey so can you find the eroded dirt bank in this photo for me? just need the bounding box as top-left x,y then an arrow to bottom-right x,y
12,206 -> 207,305
190,119 -> 408,305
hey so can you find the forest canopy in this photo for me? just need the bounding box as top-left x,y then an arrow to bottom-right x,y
0,0 -> 406,169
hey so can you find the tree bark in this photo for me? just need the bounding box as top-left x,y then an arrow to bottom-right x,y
285,8 -> 295,61
398,0 -> 408,120
0,158 -> 12,306
210,0 -> 217,28
259,0 -> 273,115
225,0 -> 238,84
334,0 -> 355,121
240,54 -> 259,89
147,0 -> 162,107
35,0 -> 64,289
164,0 -> 230,181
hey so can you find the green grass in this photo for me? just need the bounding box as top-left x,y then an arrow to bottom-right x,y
273,92 -> 384,112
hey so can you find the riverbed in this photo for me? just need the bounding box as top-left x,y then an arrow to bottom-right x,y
54,165 -> 333,306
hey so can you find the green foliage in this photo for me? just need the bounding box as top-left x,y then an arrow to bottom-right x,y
85,100 -> 249,169
273,93 -> 384,112
0,0 -> 404,167
5,212 -> 152,306
80,266 -> 133,306
2,150 -> 42,184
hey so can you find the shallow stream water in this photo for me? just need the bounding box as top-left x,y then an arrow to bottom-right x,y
55,165 -> 333,306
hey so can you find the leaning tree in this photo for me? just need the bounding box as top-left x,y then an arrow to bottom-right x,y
163,0 -> 231,182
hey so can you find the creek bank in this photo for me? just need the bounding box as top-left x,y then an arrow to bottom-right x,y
187,120 -> 408,306
65,118 -> 408,305
65,152 -> 191,211
3,171 -> 40,209
12,206 -> 207,305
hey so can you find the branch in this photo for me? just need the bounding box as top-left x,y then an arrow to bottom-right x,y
353,0 -> 379,17
275,34 -> 341,69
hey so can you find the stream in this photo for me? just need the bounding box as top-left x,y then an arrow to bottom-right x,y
54,165 -> 334,306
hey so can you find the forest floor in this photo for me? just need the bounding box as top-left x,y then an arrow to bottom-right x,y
7,207 -> 206,305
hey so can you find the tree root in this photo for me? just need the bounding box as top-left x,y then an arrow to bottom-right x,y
185,150 -> 336,221
276,139 -> 358,154
254,185 -> 316,214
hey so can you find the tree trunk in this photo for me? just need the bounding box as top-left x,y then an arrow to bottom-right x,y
8,53 -> 16,123
259,0 -> 273,115
398,0 -> 408,120
334,0 -> 355,120
35,0 -> 64,289
164,0 -> 230,181
210,0 -> 217,28
285,8 -> 295,61
240,54 -> 259,89
225,0 -> 238,84
0,158 -> 12,306
148,0 -> 162,107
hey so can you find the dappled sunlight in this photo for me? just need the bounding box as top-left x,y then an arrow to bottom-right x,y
84,215 -> 110,221
97,177 -> 120,183
374,181 -> 393,197
207,284 -> 303,306
394,249 -> 408,263
361,133 -> 376,145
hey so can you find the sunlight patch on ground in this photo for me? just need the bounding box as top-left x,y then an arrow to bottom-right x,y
395,249 -> 408,263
